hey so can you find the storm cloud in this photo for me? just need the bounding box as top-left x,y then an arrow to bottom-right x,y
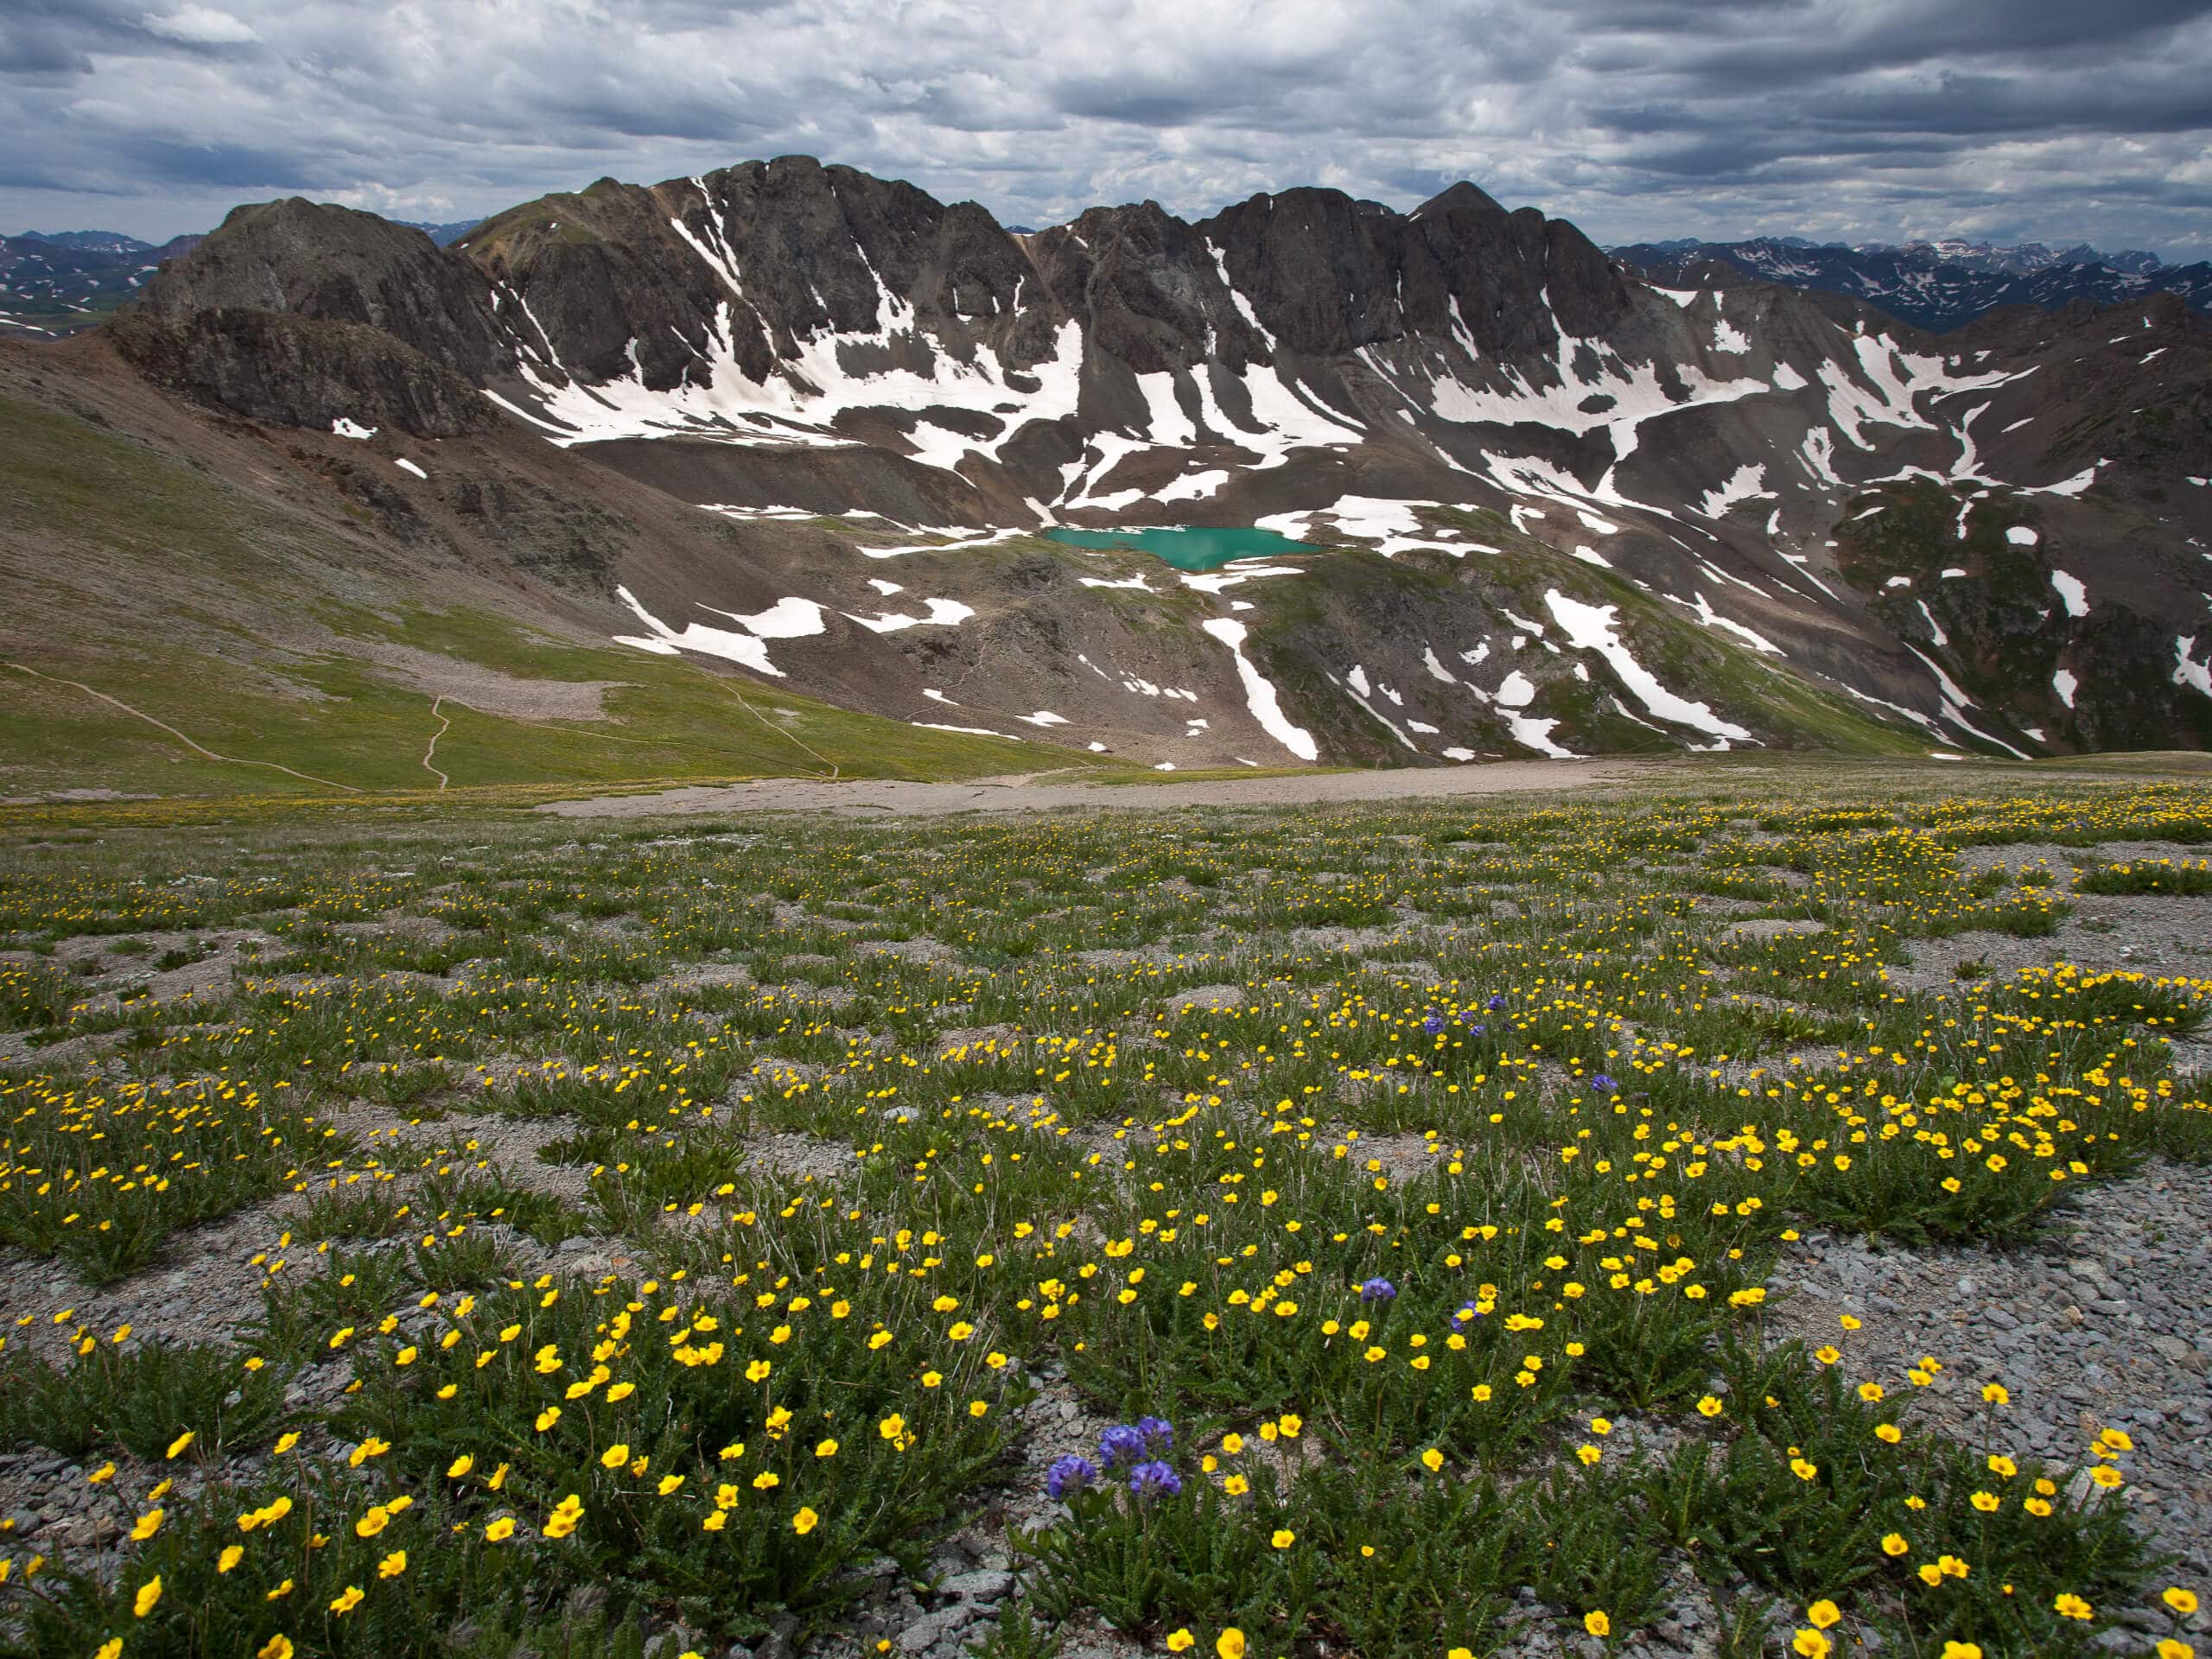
3,0 -> 2209,257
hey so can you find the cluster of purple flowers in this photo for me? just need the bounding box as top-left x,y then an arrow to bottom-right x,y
1126,1459 -> 1182,1497
1590,1073 -> 1618,1094
1358,1276 -> 1396,1302
1044,1454 -> 1096,1499
1048,1417 -> 1181,1500
1421,1004 -> 1496,1036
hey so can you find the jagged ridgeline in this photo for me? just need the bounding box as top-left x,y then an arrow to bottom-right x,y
3,156 -> 2209,793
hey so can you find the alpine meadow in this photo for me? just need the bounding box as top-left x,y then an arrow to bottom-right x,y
4,3 -> 2212,1657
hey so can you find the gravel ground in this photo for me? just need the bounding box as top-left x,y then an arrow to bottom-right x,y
1764,1160 -> 2212,1651
533,762 -> 1645,820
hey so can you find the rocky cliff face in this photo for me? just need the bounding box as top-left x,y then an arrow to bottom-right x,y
73,156 -> 2212,767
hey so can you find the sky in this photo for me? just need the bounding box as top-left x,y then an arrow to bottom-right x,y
3,0 -> 2211,258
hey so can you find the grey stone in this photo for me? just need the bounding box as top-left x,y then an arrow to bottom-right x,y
939,1570 -> 1015,1602
898,1607 -> 980,1652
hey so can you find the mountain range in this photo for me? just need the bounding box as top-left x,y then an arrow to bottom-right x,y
1612,237 -> 2212,334
2,156 -> 2207,798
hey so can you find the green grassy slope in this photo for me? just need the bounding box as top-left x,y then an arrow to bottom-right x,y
0,391 -> 1075,798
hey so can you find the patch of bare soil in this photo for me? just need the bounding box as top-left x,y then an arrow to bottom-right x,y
361,641 -> 628,721
536,760 -> 1646,819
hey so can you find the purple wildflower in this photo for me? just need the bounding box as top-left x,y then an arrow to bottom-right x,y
1591,1074 -> 1618,1094
1358,1277 -> 1397,1302
1422,1011 -> 1446,1035
1486,994 -> 1506,1012
1135,1415 -> 1175,1452
1127,1459 -> 1183,1499
1098,1424 -> 1149,1470
1046,1454 -> 1097,1499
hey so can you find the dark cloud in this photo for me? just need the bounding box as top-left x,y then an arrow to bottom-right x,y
2,0 -> 2208,258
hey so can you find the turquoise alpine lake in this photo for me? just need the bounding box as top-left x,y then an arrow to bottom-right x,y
1042,524 -> 1320,573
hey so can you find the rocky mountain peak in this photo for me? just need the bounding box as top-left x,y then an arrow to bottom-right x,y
128,197 -> 506,382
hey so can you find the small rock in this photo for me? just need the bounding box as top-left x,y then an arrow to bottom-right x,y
939,1569 -> 1015,1602
898,1607 -> 979,1652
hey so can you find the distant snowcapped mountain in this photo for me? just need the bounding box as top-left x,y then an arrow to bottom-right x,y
12,230 -> 155,255
0,229 -> 203,338
1612,235 -> 2211,333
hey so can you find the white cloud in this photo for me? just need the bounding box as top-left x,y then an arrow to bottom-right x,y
0,0 -> 2206,257
140,5 -> 259,44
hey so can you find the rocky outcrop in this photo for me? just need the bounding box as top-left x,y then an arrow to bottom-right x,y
108,305 -> 493,438
111,198 -> 505,435
132,198 -> 507,380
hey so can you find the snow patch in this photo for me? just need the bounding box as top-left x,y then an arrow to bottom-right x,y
613,586 -> 782,677
847,598 -> 976,633
1681,591 -> 1784,655
717,597 -> 826,639
1697,463 -> 1770,519
1199,618 -> 1317,761
1179,563 -> 1304,595
1154,468 -> 1230,504
1543,589 -> 1753,744
1258,494 -> 1445,557
2174,639 -> 2212,699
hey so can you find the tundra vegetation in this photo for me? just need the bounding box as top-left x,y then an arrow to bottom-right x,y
0,770 -> 2207,1659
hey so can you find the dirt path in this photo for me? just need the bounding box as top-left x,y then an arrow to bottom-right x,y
536,758 -> 1645,818
421,696 -> 451,789
6,660 -> 361,793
